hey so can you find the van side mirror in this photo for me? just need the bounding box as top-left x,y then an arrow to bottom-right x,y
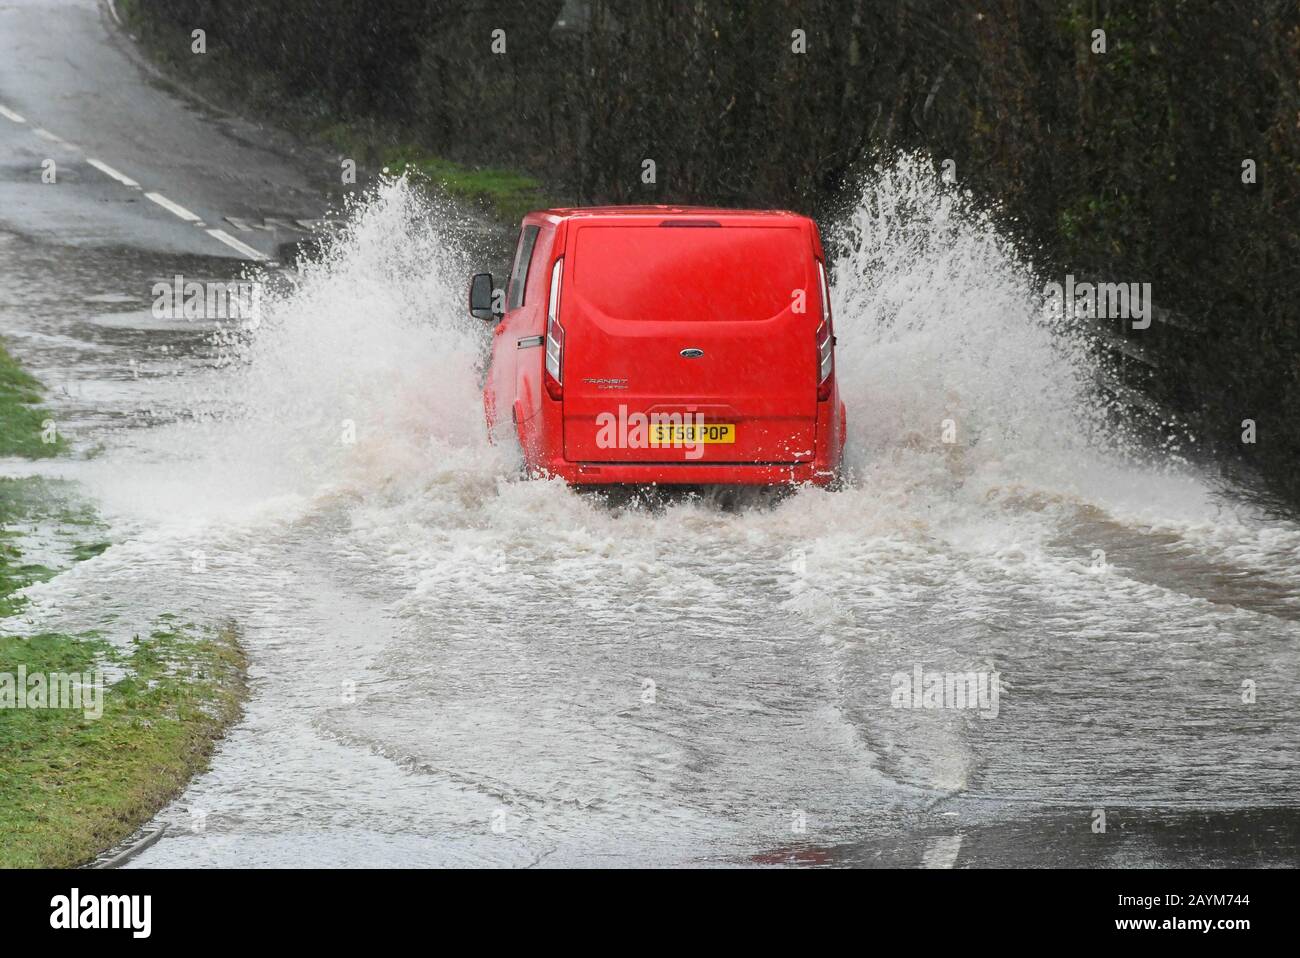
469,272 -> 498,321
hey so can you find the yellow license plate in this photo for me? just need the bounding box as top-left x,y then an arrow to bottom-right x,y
651,423 -> 736,444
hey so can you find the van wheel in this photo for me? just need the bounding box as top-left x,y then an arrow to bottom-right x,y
508,423 -> 531,481
828,446 -> 852,491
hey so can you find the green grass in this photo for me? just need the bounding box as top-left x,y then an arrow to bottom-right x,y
0,474 -> 247,867
0,624 -> 246,867
0,343 -> 247,868
381,147 -> 551,223
0,340 -> 64,458
0,477 -> 106,618
317,121 -> 554,223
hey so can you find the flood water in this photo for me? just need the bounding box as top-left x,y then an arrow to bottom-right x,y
2,162 -> 1297,867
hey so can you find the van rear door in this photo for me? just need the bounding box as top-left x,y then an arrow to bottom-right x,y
561,221 -> 818,464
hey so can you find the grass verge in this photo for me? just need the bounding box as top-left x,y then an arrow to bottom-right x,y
342,129 -> 552,225
0,339 -> 64,457
0,477 -> 107,620
0,623 -> 246,867
0,344 -> 247,868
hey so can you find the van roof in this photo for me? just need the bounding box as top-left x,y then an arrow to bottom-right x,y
528,205 -> 808,223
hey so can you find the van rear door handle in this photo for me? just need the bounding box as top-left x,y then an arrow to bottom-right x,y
517,335 -> 545,349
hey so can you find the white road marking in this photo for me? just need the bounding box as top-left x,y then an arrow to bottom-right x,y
33,127 -> 77,150
12,110 -> 274,263
263,216 -> 304,232
205,228 -> 269,261
86,158 -> 140,188
920,834 -> 964,869
144,191 -> 201,222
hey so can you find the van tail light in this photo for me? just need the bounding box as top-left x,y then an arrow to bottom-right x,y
816,259 -> 834,401
544,258 -> 565,401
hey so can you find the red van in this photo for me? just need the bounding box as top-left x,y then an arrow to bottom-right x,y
469,206 -> 845,486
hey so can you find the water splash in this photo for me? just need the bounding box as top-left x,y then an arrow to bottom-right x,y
91,177 -> 506,525
827,155 -> 1105,487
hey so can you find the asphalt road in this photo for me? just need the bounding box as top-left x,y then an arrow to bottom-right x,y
0,0 -> 344,263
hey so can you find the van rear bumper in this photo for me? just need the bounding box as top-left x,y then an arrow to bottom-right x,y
516,392 -> 845,488
539,460 -> 836,487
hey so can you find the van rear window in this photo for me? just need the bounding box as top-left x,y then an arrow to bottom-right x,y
571,226 -> 806,323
